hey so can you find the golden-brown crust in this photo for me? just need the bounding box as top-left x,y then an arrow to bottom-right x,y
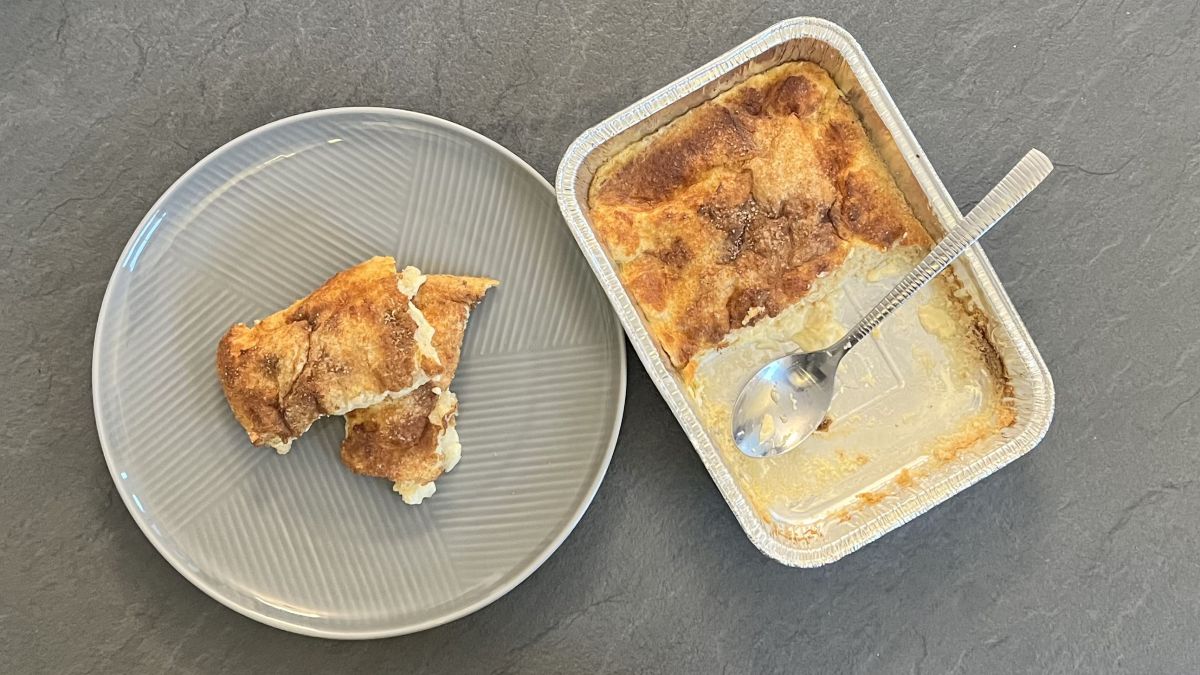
588,62 -> 930,372
340,383 -> 453,486
340,274 -> 497,484
415,275 -> 499,388
216,257 -> 425,448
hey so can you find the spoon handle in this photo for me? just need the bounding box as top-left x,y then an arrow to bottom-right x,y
840,148 -> 1053,351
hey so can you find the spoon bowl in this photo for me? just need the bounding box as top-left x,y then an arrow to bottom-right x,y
733,347 -> 842,458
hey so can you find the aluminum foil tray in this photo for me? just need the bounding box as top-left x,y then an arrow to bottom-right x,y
556,17 -> 1054,566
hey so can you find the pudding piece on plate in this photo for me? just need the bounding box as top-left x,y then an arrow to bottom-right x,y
342,274 -> 498,504
216,257 -> 436,453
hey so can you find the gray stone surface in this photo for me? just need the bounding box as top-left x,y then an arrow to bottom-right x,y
2,0 -> 1197,671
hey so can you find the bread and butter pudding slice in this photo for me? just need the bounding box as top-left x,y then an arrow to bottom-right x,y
588,61 -> 928,381
216,257 -> 437,453
341,274 -> 497,504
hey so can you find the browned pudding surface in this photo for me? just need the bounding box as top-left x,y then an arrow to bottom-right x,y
588,61 -> 930,376
216,256 -> 425,448
341,383 -> 451,486
341,274 -> 497,486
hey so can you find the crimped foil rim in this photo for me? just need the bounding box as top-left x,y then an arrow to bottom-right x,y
555,17 -> 1054,566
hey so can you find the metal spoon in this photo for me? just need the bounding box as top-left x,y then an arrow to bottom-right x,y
732,149 -> 1053,458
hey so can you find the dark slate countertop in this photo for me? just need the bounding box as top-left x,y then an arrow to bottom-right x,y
3,1 -> 1197,672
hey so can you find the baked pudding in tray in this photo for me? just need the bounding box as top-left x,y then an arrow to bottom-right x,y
587,61 -> 1015,539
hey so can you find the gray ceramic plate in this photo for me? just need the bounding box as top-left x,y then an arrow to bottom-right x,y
92,108 -> 626,639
